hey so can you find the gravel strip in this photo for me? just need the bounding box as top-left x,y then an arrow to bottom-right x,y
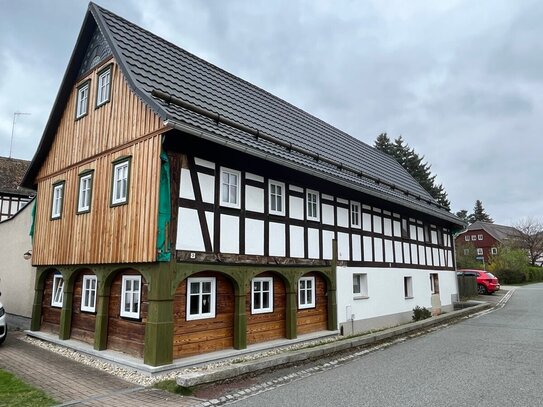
22,334 -> 343,387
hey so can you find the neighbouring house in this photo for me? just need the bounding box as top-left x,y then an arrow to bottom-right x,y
455,221 -> 519,264
0,200 -> 36,329
21,3 -> 463,367
0,156 -> 35,222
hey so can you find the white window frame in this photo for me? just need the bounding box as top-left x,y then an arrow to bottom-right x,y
463,248 -> 470,255
404,276 -> 413,299
220,167 -> 241,209
76,82 -> 89,118
51,274 -> 64,308
476,248 -> 484,256
77,173 -> 92,213
464,235 -> 469,241
298,276 -> 316,309
96,66 -> 112,107
120,275 -> 141,319
471,235 -> 477,241
350,201 -> 361,228
251,277 -> 273,314
186,277 -> 216,321
268,180 -> 285,216
491,247 -> 498,255
112,160 -> 129,205
51,182 -> 64,219
81,275 -> 97,312
353,273 -> 368,298
306,189 -> 320,221
478,234 -> 484,240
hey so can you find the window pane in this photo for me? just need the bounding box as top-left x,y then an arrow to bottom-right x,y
132,293 -> 139,313
189,295 -> 199,315
262,292 -> 269,309
190,282 -> 200,294
263,281 -> 269,291
124,293 -> 131,312
229,185 -> 237,204
254,292 -> 261,309
202,293 -> 211,313
202,281 -> 211,293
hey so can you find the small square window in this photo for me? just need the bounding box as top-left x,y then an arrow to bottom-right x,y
464,235 -> 470,242
491,247 -> 498,255
478,234 -> 483,240
471,235 -> 477,241
51,182 -> 65,219
120,275 -> 141,319
463,248 -> 469,255
81,275 -> 97,312
404,276 -> 413,299
220,168 -> 241,208
76,81 -> 90,118
353,273 -> 368,298
252,277 -> 273,314
476,248 -> 483,255
298,276 -> 316,309
77,172 -> 93,213
269,180 -> 285,216
111,159 -> 130,206
96,66 -> 111,106
350,202 -> 360,228
186,277 -> 216,320
51,274 -> 64,308
306,190 -> 320,221
430,273 -> 439,294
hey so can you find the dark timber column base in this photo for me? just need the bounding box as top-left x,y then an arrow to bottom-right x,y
234,293 -> 247,350
144,299 -> 174,366
58,285 -> 73,340
285,290 -> 297,340
327,288 -> 338,331
94,292 -> 110,351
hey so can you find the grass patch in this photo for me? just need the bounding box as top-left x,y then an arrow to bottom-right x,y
0,369 -> 57,407
154,379 -> 193,396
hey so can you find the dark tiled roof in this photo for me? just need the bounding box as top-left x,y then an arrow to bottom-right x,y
23,3 -> 462,226
462,221 -> 519,242
0,156 -> 35,196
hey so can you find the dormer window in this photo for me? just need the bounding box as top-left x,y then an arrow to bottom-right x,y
76,81 -> 90,118
96,66 -> 112,107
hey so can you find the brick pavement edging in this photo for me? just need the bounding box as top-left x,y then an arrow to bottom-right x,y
177,302 -> 493,387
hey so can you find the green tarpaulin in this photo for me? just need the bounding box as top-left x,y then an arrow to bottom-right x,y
156,151 -> 171,262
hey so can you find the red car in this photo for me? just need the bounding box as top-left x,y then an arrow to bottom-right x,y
457,269 -> 501,295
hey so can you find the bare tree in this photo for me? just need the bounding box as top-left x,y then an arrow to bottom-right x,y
511,218 -> 543,266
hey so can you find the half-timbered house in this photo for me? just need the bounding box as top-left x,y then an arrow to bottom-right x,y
0,157 -> 34,222
22,3 -> 463,367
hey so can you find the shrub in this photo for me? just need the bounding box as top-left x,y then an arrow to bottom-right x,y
527,266 -> 543,282
412,306 -> 431,321
492,268 -> 526,284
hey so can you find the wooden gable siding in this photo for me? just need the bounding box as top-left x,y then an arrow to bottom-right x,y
37,60 -> 164,180
33,135 -> 162,265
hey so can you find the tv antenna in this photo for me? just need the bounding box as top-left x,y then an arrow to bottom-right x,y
10,112 -> 31,158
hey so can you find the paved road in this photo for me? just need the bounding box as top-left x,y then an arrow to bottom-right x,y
230,285 -> 543,407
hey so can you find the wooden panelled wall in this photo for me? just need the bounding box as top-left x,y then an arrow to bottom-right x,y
32,58 -> 165,265
37,60 -> 164,179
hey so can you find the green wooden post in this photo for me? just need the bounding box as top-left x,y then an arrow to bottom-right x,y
233,291 -> 247,350
30,268 -> 46,331
285,288 -> 298,339
94,278 -> 110,351
143,263 -> 174,366
328,239 -> 338,331
58,274 -> 73,340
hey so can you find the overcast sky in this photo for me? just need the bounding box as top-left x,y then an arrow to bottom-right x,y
1,0 -> 542,225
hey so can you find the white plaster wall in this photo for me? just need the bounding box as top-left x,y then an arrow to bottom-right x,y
179,168 -> 194,199
269,222 -> 285,256
289,225 -> 305,258
0,202 -> 35,319
352,234 -> 362,261
308,228 -> 320,259
289,196 -> 304,220
322,204 -> 334,225
336,266 -> 457,326
245,218 -> 264,255
220,215 -> 239,253
337,207 -> 349,228
198,173 -> 215,204
322,230 -> 334,260
245,185 -> 264,213
177,207 -> 204,251
337,232 -> 350,260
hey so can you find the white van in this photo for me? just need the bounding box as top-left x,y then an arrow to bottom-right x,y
0,292 -> 6,344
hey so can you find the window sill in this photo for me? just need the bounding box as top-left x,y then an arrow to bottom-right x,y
404,296 -> 414,300
353,295 -> 369,300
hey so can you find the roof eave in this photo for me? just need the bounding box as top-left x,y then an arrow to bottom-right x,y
166,119 -> 464,227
